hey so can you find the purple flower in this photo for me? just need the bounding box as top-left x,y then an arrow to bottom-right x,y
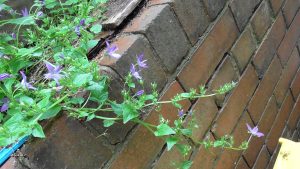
105,41 -> 121,59
44,61 -> 63,85
0,73 -> 12,81
20,71 -> 36,90
75,25 -> 80,36
37,11 -> 43,17
135,90 -> 144,96
178,109 -> 184,117
246,123 -> 264,137
21,8 -> 29,17
137,54 -> 148,68
0,97 -> 9,112
79,19 -> 85,26
130,64 -> 142,80
11,33 -> 16,39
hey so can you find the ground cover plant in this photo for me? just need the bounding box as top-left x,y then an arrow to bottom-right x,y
0,0 -> 264,168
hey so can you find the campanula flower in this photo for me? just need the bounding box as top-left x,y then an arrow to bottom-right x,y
178,109 -> 184,117
137,53 -> 148,68
75,25 -> 80,36
130,64 -> 142,80
135,90 -> 144,96
246,123 -> 264,137
105,41 -> 121,59
44,61 -> 63,85
11,33 -> 16,39
21,8 -> 29,17
80,19 -> 85,26
37,11 -> 43,17
20,71 -> 36,90
0,97 -> 9,112
0,73 -> 12,81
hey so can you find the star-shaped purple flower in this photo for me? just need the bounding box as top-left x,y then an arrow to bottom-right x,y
178,109 -> 184,117
0,73 -> 12,81
246,123 -> 264,137
80,19 -> 85,26
21,7 -> 29,17
0,97 -> 9,112
130,64 -> 142,80
75,25 -> 80,36
135,90 -> 144,96
44,61 -> 64,85
137,53 -> 148,68
20,71 -> 36,90
105,41 -> 121,59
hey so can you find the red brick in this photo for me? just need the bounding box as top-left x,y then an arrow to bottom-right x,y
252,12 -> 286,77
287,95 -> 300,130
124,4 -> 191,73
274,48 -> 300,105
109,81 -> 191,169
291,68 -> 300,98
214,111 -> 252,169
149,0 -> 210,44
178,9 -> 239,90
213,65 -> 258,137
231,26 -> 257,72
266,92 -> 294,154
252,146 -> 271,169
208,55 -> 239,107
247,56 -> 282,124
1,157 -> 26,169
277,11 -> 300,65
244,97 -> 277,166
190,133 -> 218,169
186,97 -> 219,141
235,157 -> 250,169
282,0 -> 300,27
269,0 -> 285,15
250,0 -> 273,41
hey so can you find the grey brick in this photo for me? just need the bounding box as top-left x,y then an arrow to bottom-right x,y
203,0 -> 228,20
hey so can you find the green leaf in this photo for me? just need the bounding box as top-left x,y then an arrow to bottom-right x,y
122,103 -> 139,124
180,128 -> 192,136
37,97 -> 50,109
213,140 -> 224,148
166,136 -> 179,151
32,123 -> 45,138
103,119 -> 115,127
39,105 -> 61,120
87,81 -> 108,104
180,160 -> 193,169
154,123 -> 176,136
69,97 -> 85,105
87,40 -> 98,49
86,113 -> 95,121
73,73 -> 93,87
19,96 -> 35,105
90,24 -> 102,34
6,16 -> 35,25
111,102 -> 123,116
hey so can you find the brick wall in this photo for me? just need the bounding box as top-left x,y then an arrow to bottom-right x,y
5,0 -> 300,168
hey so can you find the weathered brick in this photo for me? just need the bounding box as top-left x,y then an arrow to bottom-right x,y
266,144 -> 281,169
214,111 -> 252,169
277,11 -> 300,65
109,81 -> 191,169
252,146 -> 270,169
274,48 -> 300,105
281,125 -> 293,139
149,0 -> 210,44
190,133 -> 218,169
235,157 -> 250,169
252,12 -> 286,77
203,0 -> 227,20
292,130 -> 299,141
269,0 -> 285,15
208,55 -> 239,107
231,26 -> 257,72
282,0 -> 300,27
250,0 -> 273,41
247,56 -> 282,124
213,65 -> 258,138
291,68 -> 300,99
1,157 -> 28,169
21,114 -> 113,169
244,97 -> 277,166
287,96 -> 300,130
230,0 -> 261,31
124,5 -> 190,72
266,92 -> 294,154
98,34 -> 167,93
185,97 -> 219,141
178,9 -> 239,90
